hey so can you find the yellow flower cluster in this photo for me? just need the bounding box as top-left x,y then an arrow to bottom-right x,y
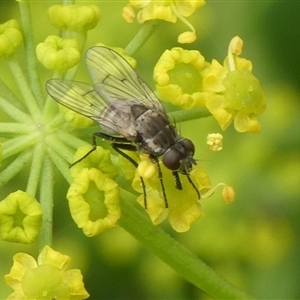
207,133 -> 223,151
0,19 -> 23,59
0,190 -> 43,244
48,5 -> 100,32
36,35 -> 80,73
120,153 -> 212,232
154,36 -> 266,133
5,246 -> 89,299
36,4 -> 101,73
123,0 -> 206,44
154,47 -> 210,108
67,146 -> 121,237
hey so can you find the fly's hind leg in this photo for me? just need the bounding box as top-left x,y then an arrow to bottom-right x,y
70,131 -> 153,209
70,131 -> 104,168
70,131 -> 134,168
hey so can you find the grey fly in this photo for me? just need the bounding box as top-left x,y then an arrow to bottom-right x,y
46,46 -> 200,208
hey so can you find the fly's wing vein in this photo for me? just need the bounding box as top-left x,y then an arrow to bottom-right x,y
46,79 -> 104,118
46,79 -> 137,139
47,46 -> 168,139
86,46 -> 166,114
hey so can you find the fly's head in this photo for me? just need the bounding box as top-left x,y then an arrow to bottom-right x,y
162,138 -> 197,174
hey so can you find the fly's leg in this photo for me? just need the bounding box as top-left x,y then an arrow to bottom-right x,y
172,171 -> 182,190
70,132 -> 132,168
112,143 -> 148,209
186,175 -> 201,199
70,131 -> 103,168
69,131 -> 152,209
149,155 -> 168,208
173,171 -> 200,199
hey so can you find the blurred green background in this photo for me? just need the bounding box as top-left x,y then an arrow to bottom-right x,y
0,1 -> 300,299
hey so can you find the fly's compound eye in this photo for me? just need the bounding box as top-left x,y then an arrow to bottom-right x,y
163,149 -> 181,171
181,138 -> 195,155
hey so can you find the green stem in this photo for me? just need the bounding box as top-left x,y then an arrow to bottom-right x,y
43,71 -> 63,120
26,143 -> 46,197
0,150 -> 33,189
56,129 -> 89,150
45,134 -> 75,163
168,107 -> 211,123
46,147 -> 71,184
43,94 -> 60,122
0,123 -> 33,134
18,0 -> 45,109
38,155 -> 54,250
8,60 -> 42,121
47,113 -> 67,129
125,20 -> 160,56
1,132 -> 40,160
0,95 -> 32,123
0,78 -> 26,111
119,189 -> 254,300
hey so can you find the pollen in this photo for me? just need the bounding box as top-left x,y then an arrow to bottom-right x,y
138,159 -> 156,179
207,133 -> 223,151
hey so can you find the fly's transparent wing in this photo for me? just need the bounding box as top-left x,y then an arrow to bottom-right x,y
86,46 -> 166,114
46,79 -> 138,139
46,79 -> 104,119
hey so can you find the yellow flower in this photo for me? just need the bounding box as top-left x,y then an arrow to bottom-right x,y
154,37 -> 266,133
222,185 -> 235,204
204,36 -> 266,133
178,31 -> 197,44
123,0 -> 206,44
131,155 -> 211,232
0,19 -> 23,59
4,245 -> 89,299
154,47 -> 211,108
0,190 -> 43,244
118,150 -> 139,181
122,4 -> 136,23
70,145 -> 118,180
67,168 -> 121,236
207,133 -> 223,151
48,4 -> 100,32
36,35 -> 80,73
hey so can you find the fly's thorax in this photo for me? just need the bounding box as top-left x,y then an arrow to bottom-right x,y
162,138 -> 196,174
131,104 -> 178,155
100,100 -> 138,139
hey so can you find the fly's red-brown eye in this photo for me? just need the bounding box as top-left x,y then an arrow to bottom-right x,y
163,149 -> 181,170
181,139 -> 195,155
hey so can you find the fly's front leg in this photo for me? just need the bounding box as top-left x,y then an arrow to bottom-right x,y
173,170 -> 200,199
172,171 -> 182,190
149,155 -> 168,208
186,174 -> 201,200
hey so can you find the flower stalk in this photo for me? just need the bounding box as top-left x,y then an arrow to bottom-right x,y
18,0 -> 45,108
125,20 -> 159,56
119,189 -> 253,300
38,156 -> 54,250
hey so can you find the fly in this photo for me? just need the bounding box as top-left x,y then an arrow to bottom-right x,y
46,46 -> 200,208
